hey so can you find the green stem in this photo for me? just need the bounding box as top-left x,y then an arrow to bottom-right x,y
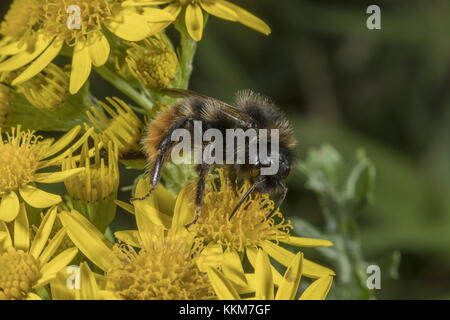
94,66 -> 154,111
175,20 -> 198,89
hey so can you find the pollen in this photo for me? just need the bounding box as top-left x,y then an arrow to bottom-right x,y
126,35 -> 178,89
108,233 -> 214,300
0,248 -> 40,300
0,0 -> 42,39
190,170 -> 293,252
17,63 -> 69,111
42,0 -> 112,45
0,126 -> 45,196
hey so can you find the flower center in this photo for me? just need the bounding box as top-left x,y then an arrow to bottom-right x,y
190,170 -> 293,252
42,0 -> 112,45
108,235 -> 214,300
0,0 -> 42,39
0,127 -> 44,196
126,35 -> 178,89
0,248 -> 40,300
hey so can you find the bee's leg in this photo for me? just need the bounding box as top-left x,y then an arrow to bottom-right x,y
226,166 -> 239,196
185,163 -> 210,229
229,178 -> 264,220
267,182 -> 288,219
131,118 -> 190,202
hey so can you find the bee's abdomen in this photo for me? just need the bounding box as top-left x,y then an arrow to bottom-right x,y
142,106 -> 183,161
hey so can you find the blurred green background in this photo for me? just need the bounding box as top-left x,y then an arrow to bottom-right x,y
2,0 -> 449,299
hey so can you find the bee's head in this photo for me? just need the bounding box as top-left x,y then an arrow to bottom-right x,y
252,151 -> 292,194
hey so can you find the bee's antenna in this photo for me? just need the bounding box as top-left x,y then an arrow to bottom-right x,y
267,182 -> 288,219
229,178 -> 264,220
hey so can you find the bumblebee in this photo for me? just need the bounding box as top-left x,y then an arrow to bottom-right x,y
134,89 -> 297,228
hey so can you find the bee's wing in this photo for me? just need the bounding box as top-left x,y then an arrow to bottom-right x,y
163,88 -> 255,127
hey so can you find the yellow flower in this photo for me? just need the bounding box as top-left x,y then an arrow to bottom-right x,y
0,0 -> 175,94
0,125 -> 92,222
63,135 -> 119,203
16,63 -> 69,111
59,181 -> 215,299
129,170 -> 334,260
0,205 -> 78,300
123,0 -> 271,41
86,97 -> 144,157
120,171 -> 335,293
62,134 -> 120,232
207,249 -> 334,300
126,34 -> 178,89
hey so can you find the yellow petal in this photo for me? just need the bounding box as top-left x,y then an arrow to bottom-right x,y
171,181 -> 195,230
19,185 -> 62,209
275,252 -> 303,300
299,276 -> 334,300
29,206 -> 57,259
154,184 -> 176,216
196,243 -> 223,272
280,236 -> 333,248
0,190 -> 20,222
255,249 -> 274,300
185,3 -> 204,41
38,228 -> 67,266
261,240 -> 335,278
14,202 -> 29,251
142,7 -> 175,22
50,270 -> 77,300
26,293 -> 42,300
115,200 -> 135,214
0,222 -> 12,251
88,32 -> 110,67
42,125 -> 82,159
0,34 -> 53,71
37,247 -> 79,288
207,267 -> 240,300
303,258 -> 335,279
134,178 -> 170,232
70,39 -> 92,94
59,210 -> 115,272
164,3 -> 182,18
11,40 -> 63,85
40,127 -> 94,168
114,230 -> 141,248
80,262 -> 99,300
220,0 -> 271,35
0,40 -> 23,55
200,1 -> 238,21
34,168 -> 85,184
222,249 -> 248,290
246,246 -> 283,287
104,8 -> 152,41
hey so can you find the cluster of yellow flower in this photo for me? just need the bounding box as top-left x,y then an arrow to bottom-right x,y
0,0 -> 335,300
